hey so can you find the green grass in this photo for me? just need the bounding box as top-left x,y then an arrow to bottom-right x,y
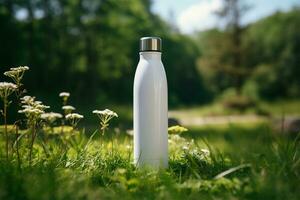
169,99 -> 300,117
0,123 -> 299,200
258,99 -> 300,115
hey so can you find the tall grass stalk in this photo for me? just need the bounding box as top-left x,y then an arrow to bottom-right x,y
29,121 -> 37,165
15,125 -> 21,168
3,97 -> 8,159
0,82 -> 17,160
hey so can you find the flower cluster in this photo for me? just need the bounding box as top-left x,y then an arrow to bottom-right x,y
18,96 -> 50,120
0,82 -> 17,100
62,105 -> 75,114
4,66 -> 29,86
41,112 -> 63,124
59,92 -> 70,98
66,113 -> 84,127
93,109 -> 118,135
66,113 -> 84,120
20,95 -> 33,103
185,148 -> 210,161
59,92 -> 70,105
1,65 -> 123,162
168,125 -> 188,134
200,149 -> 210,156
168,134 -> 186,144
93,109 -> 118,118
10,66 -> 29,71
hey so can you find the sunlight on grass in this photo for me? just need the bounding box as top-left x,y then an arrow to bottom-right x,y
0,120 -> 299,199
170,99 -> 300,117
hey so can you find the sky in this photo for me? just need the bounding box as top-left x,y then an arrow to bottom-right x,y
152,0 -> 300,34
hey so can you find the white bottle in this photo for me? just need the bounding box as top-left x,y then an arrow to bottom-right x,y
134,37 -> 168,169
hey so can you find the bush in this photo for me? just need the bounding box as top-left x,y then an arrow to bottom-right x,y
218,88 -> 257,112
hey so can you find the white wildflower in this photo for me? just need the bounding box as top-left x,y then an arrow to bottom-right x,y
59,92 -> 70,97
59,92 -> 70,105
4,70 -> 19,78
19,95 -> 49,120
35,104 -> 50,110
9,66 -> 29,71
0,82 -> 17,90
34,101 -> 42,105
62,105 -> 75,114
126,129 -> 133,136
62,105 -> 75,111
20,96 -> 49,110
0,82 -> 17,99
93,109 -> 118,118
18,108 -> 44,118
168,134 -> 186,145
171,134 -> 181,141
92,109 -> 118,135
182,146 -> 189,151
4,66 -> 29,85
22,105 -> 32,109
66,113 -> 83,127
168,125 -> 188,134
66,113 -> 84,120
21,95 -> 35,104
192,149 -> 198,154
41,112 -> 63,123
200,149 -> 210,156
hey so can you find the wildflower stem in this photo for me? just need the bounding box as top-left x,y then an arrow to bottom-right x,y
111,136 -> 114,156
29,121 -> 37,165
15,125 -> 21,169
101,128 -> 105,151
14,86 -> 23,162
3,98 -> 8,160
39,135 -> 50,158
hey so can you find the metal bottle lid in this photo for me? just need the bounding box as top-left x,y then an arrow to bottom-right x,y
140,37 -> 162,52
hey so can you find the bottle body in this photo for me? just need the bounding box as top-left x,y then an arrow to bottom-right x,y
134,52 -> 168,168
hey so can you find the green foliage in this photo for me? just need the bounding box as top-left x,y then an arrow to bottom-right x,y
196,7 -> 300,101
244,8 -> 300,99
0,123 -> 299,199
1,1 -> 299,106
163,35 -> 212,106
0,0 -> 206,107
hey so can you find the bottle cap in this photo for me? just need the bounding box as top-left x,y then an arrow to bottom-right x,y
140,37 -> 162,52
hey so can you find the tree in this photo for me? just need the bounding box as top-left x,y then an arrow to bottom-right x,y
0,0 -> 207,107
244,8 -> 300,99
215,0 -> 251,95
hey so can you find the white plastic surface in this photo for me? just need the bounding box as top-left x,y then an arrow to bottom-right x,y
133,52 -> 168,168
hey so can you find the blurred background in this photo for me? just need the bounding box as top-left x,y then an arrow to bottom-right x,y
0,0 -> 300,130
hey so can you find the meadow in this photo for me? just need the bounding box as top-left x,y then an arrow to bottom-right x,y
0,121 -> 299,199
0,67 -> 298,200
